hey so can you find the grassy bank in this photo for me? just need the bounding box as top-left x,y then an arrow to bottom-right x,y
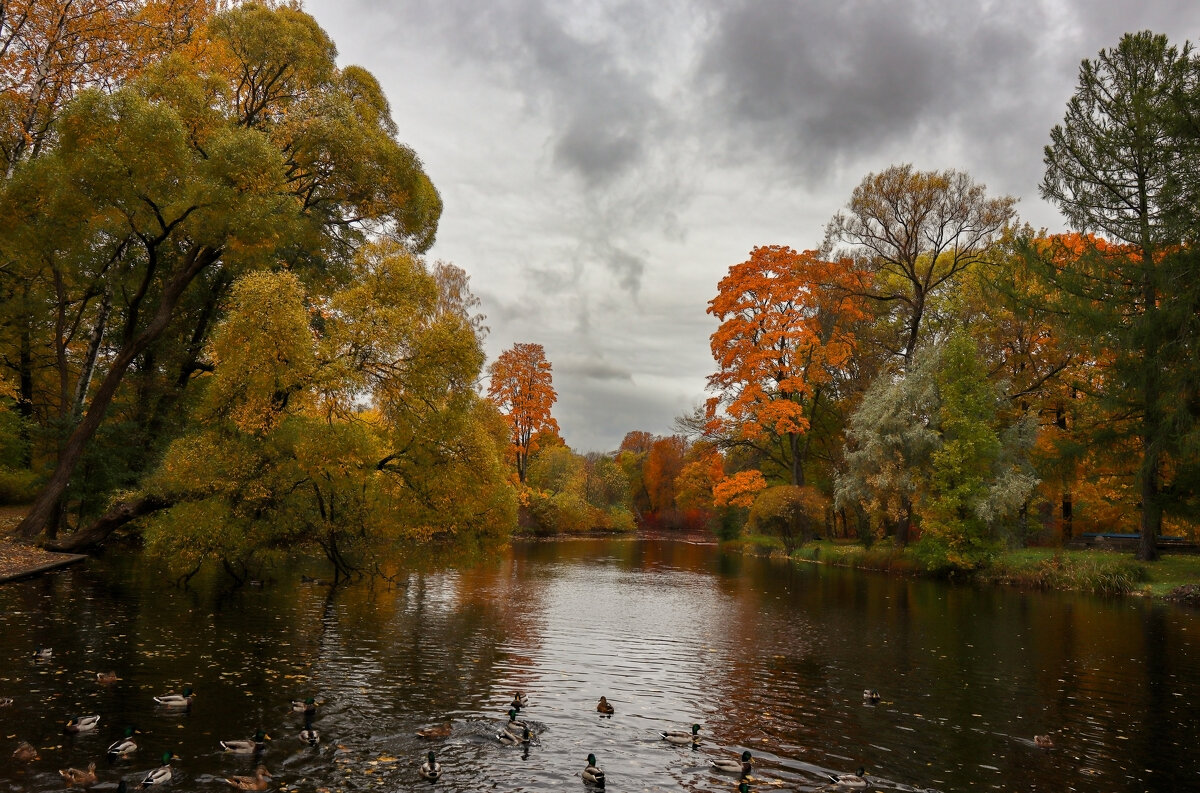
727,535 -> 1200,599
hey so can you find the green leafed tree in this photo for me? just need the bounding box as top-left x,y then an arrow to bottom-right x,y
836,334 -> 1037,562
1037,30 -> 1200,560
917,333 -> 1038,571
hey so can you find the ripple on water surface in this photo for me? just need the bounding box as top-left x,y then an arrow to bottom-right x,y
0,539 -> 1198,792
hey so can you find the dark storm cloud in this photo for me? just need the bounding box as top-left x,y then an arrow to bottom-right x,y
694,0 -> 1054,179
694,0 -> 1200,198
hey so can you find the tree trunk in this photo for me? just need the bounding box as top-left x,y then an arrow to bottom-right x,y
15,245 -> 221,540
44,494 -> 173,552
1137,245 -> 1160,562
894,499 -> 912,547
1138,440 -> 1161,562
71,288 -> 111,422
16,324 -> 33,466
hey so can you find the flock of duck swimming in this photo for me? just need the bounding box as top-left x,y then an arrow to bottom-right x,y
412,690 -> 872,790
4,646 -> 1004,791
6,646 -> 310,790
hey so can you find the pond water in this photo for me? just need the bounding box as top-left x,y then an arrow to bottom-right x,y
0,536 -> 1197,792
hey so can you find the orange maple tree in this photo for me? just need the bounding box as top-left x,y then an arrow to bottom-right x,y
706,245 -> 869,486
486,342 -> 559,483
0,0 -> 215,172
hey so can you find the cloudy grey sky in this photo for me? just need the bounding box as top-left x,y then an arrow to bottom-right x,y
304,0 -> 1200,453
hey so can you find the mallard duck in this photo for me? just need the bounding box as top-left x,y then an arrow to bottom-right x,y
596,696 -> 614,714
510,691 -> 528,708
224,764 -> 272,791
12,740 -> 39,762
33,646 -> 53,660
711,750 -> 752,775
498,726 -> 532,745
582,753 -> 605,786
66,714 -> 101,732
108,726 -> 139,756
291,696 -> 316,714
220,729 -> 270,753
661,723 -> 701,745
97,671 -> 121,685
827,767 -> 867,788
862,689 -> 880,703
153,687 -> 195,708
503,708 -> 528,733
416,722 -> 452,739
419,751 -> 441,780
58,761 -> 97,787
299,722 -> 320,745
140,752 -> 176,786
738,784 -> 751,793
1034,734 -> 1054,748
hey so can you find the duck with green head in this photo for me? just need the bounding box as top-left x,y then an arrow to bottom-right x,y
140,752 -> 177,786
220,729 -> 270,754
107,726 -> 139,757
292,697 -> 317,715
419,751 -> 441,780
153,687 -> 195,708
299,718 -> 320,746
582,753 -> 605,786
661,723 -> 701,745
503,708 -> 528,735
827,767 -> 867,788
65,714 -> 100,732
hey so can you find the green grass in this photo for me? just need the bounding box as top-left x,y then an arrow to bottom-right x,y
773,538 -> 1200,598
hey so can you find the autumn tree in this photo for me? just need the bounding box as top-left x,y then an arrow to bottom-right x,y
4,4 -> 442,543
1036,31 -> 1200,560
644,435 -> 685,523
836,333 -> 1037,561
706,245 -> 869,487
487,342 -> 559,483
142,243 -> 515,580
616,430 -> 655,519
0,0 -> 213,483
825,165 -> 1015,367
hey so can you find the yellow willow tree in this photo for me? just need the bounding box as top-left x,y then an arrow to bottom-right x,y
144,243 -> 515,582
706,245 -> 869,487
487,342 -> 558,483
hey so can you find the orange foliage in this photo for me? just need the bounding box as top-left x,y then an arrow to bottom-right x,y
486,342 -> 559,483
712,469 -> 767,509
706,246 -> 869,442
644,435 -> 685,514
675,442 -> 723,513
0,0 -> 215,169
619,430 -> 654,455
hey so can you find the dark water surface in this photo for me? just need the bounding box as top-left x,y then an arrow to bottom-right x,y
0,536 -> 1198,792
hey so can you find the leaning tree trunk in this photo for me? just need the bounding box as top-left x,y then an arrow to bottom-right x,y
44,494 -> 174,552
16,245 -> 221,542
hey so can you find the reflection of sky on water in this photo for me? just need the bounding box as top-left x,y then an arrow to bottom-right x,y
0,539 -> 1197,792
